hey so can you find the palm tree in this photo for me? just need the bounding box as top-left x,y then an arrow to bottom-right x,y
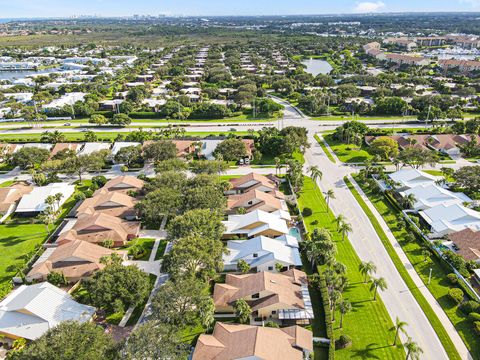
329,290 -> 342,321
401,194 -> 417,209
309,165 -> 323,184
371,277 -> 388,300
274,157 -> 281,175
334,214 -> 346,231
338,221 -> 352,241
338,299 -> 352,328
391,317 -> 408,346
324,189 -> 335,209
404,337 -> 423,360
359,261 -> 377,283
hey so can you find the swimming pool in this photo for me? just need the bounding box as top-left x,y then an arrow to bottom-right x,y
289,227 -> 302,241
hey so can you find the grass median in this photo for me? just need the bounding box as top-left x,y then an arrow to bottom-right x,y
344,176 -> 465,360
314,134 -> 336,163
298,177 -> 404,360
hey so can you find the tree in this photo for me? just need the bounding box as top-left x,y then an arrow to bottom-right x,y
163,235 -> 225,281
391,317 -> 408,346
404,337 -> 423,360
374,97 -> 408,115
334,214 -> 346,231
9,147 -> 50,169
135,187 -> 182,223
398,148 -> 438,169
89,114 -> 108,125
324,189 -> 335,209
371,277 -> 388,300
338,299 -> 352,328
190,160 -> 229,174
122,321 -> 188,360
114,145 -> 143,167
167,209 -> 225,241
237,259 -> 251,273
338,221 -> 352,241
83,255 -> 150,312
143,141 -> 177,163
214,138 -> 248,162
110,113 -> 132,126
16,321 -> 116,360
182,186 -> 227,213
63,152 -> 106,182
370,137 -> 399,160
151,277 -> 211,328
454,166 -> 480,194
41,130 -> 66,144
83,130 -> 98,142
309,165 -> 323,184
401,194 -> 417,209
359,261 -> 377,283
234,298 -> 252,324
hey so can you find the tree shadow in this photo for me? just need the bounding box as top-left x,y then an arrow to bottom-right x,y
350,343 -> 383,359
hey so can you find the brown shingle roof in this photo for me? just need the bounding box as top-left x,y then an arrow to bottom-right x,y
77,190 -> 137,218
230,173 -> 278,192
0,183 -> 33,212
227,189 -> 283,212
448,228 -> 480,261
192,322 -> 312,360
102,176 -> 144,193
50,143 -> 80,157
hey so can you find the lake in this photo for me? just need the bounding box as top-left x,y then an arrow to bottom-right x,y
301,58 -> 333,76
0,69 -> 60,81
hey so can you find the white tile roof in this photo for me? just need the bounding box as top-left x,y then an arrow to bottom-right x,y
0,282 -> 95,340
419,203 -> 480,237
16,183 -> 75,213
401,184 -> 472,211
223,209 -> 290,237
388,169 -> 440,190
111,142 -> 141,155
78,142 -> 111,155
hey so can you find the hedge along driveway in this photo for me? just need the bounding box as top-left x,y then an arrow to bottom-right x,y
345,176 -> 466,360
297,177 -> 405,360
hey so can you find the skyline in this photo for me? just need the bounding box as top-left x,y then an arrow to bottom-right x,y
1,0 -> 480,18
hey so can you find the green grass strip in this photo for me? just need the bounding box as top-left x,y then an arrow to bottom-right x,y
344,177 -> 462,360
314,135 -> 336,163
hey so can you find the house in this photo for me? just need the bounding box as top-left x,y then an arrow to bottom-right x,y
388,169 -> 440,191
227,189 -> 287,214
222,209 -> 290,239
77,142 -> 111,156
26,240 -> 127,282
439,59 -> 480,72
0,282 -> 95,342
400,184 -> 472,211
142,140 -> 196,158
43,92 -> 86,110
198,139 -> 255,160
383,37 -> 417,50
111,142 -> 141,157
223,235 -> 302,272
385,54 -> 429,66
50,143 -> 81,158
192,322 -> 313,360
0,183 -> 33,218
15,183 -> 75,215
419,204 -> 480,238
227,173 -> 280,195
76,190 -> 137,219
99,99 -> 124,111
57,212 -> 140,247
447,229 -> 480,263
101,176 -> 144,195
213,269 -> 313,322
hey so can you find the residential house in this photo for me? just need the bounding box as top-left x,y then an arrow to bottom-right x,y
385,54 -> 429,66
222,209 -> 290,239
26,240 -> 127,283
227,189 -> 287,214
15,183 -> 75,215
77,142 -> 111,156
227,173 -> 280,195
419,203 -> 480,238
213,269 -> 313,323
447,229 -> 480,263
111,142 -> 141,157
76,190 -> 138,220
223,235 -> 302,272
50,143 -> 81,158
0,282 -> 95,342
192,322 -> 313,360
388,169 -> 441,192
101,176 -> 144,195
57,212 -> 140,247
0,183 -> 33,218
400,184 -> 472,211
439,59 -> 480,72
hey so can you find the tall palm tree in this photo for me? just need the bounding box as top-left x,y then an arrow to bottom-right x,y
401,194 -> 417,209
359,261 -> 377,283
329,290 -> 342,322
404,337 -> 423,360
324,189 -> 335,209
391,317 -> 408,346
309,166 -> 323,185
371,277 -> 388,300
338,221 -> 352,242
334,214 -> 346,231
338,299 -> 352,328
274,157 -> 281,175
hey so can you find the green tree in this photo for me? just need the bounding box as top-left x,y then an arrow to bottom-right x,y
371,277 -> 388,300
237,259 -> 251,273
359,261 -> 377,283
324,189 -> 335,209
309,165 -> 323,184
190,160 -> 229,174
398,148 -> 439,169
214,138 -> 248,162
167,209 -> 225,241
63,152 -> 106,182
143,141 -> 177,163
454,166 -> 480,194
114,145 -> 143,167
110,113 -> 132,126
15,321 -> 116,360
9,147 -> 50,169
338,221 -> 352,241
370,137 -> 399,160
390,317 -> 408,346
338,299 -> 352,328
46,271 -> 67,287
234,298 -> 252,324
83,130 -> 98,142
89,114 -> 108,125
404,337 -> 423,360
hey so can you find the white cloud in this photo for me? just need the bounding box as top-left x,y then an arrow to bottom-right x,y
354,1 -> 386,13
461,0 -> 480,7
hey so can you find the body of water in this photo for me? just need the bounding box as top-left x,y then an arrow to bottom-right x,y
301,58 -> 333,76
0,68 -> 60,81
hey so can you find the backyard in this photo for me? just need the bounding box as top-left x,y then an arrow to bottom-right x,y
297,177 -> 405,359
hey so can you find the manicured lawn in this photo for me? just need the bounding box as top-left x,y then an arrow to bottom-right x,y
154,239 -> 168,261
297,177 -> 405,360
0,223 -> 48,285
126,274 -> 157,326
323,134 -> 373,163
346,177 -> 467,360
314,134 -> 336,163
423,170 -> 454,182
0,180 -> 14,187
122,238 -> 156,261
309,115 -> 418,121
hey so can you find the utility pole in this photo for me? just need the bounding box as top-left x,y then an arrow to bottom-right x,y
426,105 -> 431,125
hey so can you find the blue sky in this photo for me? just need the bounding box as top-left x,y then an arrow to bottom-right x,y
0,0 -> 479,18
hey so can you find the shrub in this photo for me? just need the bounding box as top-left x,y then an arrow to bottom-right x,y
74,192 -> 86,202
474,321 -> 480,336
447,273 -> 458,285
92,175 -> 107,187
404,233 -> 416,243
335,334 -> 352,349
84,189 -> 94,198
47,271 -> 68,286
264,321 -> 279,328
448,288 -> 464,304
311,220 -> 319,226
459,300 -> 480,314
102,239 -> 114,249
302,207 -> 313,217
468,312 -> 480,322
